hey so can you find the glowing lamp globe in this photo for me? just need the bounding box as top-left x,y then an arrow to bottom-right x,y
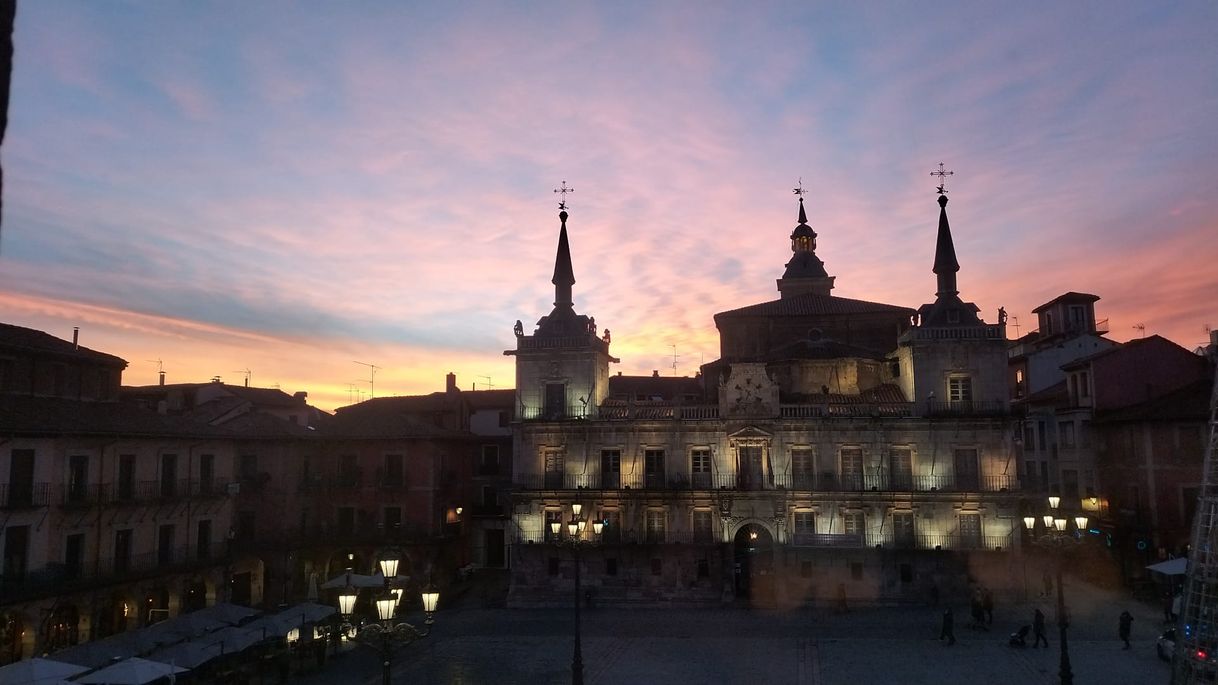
376,594 -> 396,621
1048,496 -> 1061,510
1023,516 -> 1036,530
338,589 -> 357,616
1053,518 -> 1067,532
421,589 -> 440,613
379,556 -> 399,579
593,520 -> 604,536
1074,515 -> 1088,531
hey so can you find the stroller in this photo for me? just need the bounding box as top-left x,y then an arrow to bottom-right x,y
1008,625 -> 1030,647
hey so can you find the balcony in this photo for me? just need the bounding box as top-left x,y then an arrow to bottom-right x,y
788,531 -> 1010,551
780,403 -> 913,419
0,542 -> 232,600
0,482 -> 51,508
925,400 -> 1008,417
515,472 -> 1021,493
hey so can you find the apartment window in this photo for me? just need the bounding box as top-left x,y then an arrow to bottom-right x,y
68,455 -> 89,503
239,454 -> 258,481
339,454 -> 358,486
1045,312 -> 1054,334
160,454 -> 178,497
843,511 -> 865,539
198,454 -> 215,494
2,526 -> 30,580
690,448 -> 711,487
116,454 -> 135,501
482,485 -> 498,509
1061,422 -> 1076,448
692,510 -> 713,543
1014,368 -> 1025,396
893,511 -> 915,548
196,520 -> 212,560
64,533 -> 84,580
157,524 -> 176,566
602,510 -> 621,543
889,448 -> 913,490
1062,469 -> 1080,500
498,410 -> 510,428
953,448 -> 980,490
113,529 -> 132,574
1069,304 -> 1086,330
958,513 -> 982,548
1079,371 -> 1090,399
948,376 -> 972,403
600,449 -> 621,488
384,506 -> 402,530
791,447 -> 815,488
645,510 -> 665,543
644,449 -> 665,488
840,448 -> 864,490
383,453 -> 404,487
1023,424 -> 1035,451
544,382 -> 566,419
479,445 -> 500,475
1037,421 -> 1047,451
793,511 -> 815,544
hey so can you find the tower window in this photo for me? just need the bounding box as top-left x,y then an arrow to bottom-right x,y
948,376 -> 972,403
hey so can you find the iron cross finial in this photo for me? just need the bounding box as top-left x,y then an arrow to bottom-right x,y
930,162 -> 954,195
554,180 -> 575,210
792,177 -> 806,198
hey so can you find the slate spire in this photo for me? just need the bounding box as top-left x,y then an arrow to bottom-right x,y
552,209 -> 575,309
933,194 -> 959,297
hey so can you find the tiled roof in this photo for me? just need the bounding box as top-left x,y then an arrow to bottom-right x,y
465,388 -> 515,409
1031,292 -> 1100,314
0,322 -> 127,367
608,375 -> 704,400
715,292 -> 914,320
0,396 -> 231,437
1095,378 -> 1213,423
319,409 -> 469,439
785,383 -> 908,405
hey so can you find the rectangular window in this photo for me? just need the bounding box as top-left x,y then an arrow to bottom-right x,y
600,449 -> 620,488
64,533 -> 84,580
196,520 -> 212,560
113,529 -> 132,574
117,454 -> 135,501
791,448 -> 815,488
1023,423 -> 1036,451
840,448 -> 864,490
544,449 -> 564,488
498,410 -> 510,428
843,511 -> 865,541
692,510 -> 714,543
68,454 -> 89,503
544,382 -> 566,419
479,445 -> 500,475
953,448 -> 980,490
384,506 -> 402,530
157,524 -> 175,566
644,449 -> 665,489
889,448 -> 913,490
690,448 -> 711,488
738,446 -> 764,489
2,525 -> 30,580
339,454 -> 358,487
482,486 -> 498,509
1061,422 -> 1076,448
892,511 -> 915,548
1037,421 -> 1047,451
7,449 -> 34,507
793,511 -> 815,544
948,376 -> 972,403
958,513 -> 982,548
160,454 -> 178,498
645,510 -> 665,543
383,453 -> 404,487
602,510 -> 621,543
198,454 -> 215,494
1062,469 -> 1080,500
1079,371 -> 1090,399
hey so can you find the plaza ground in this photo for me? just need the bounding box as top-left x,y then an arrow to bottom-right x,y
299,573 -> 1174,685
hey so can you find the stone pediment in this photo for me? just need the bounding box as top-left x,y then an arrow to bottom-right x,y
719,362 -> 780,418
727,426 -> 773,440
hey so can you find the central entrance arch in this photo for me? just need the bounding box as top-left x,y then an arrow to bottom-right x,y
733,523 -> 774,603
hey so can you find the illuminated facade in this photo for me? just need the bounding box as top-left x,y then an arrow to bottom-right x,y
508,191 -> 1021,606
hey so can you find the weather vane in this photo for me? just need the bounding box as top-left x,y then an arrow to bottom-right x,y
792,177 -> 806,198
554,180 -> 574,210
930,162 -> 954,195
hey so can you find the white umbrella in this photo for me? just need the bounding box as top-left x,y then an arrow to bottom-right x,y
276,602 -> 335,625
0,657 -> 88,684
1146,557 -> 1188,576
144,640 -> 225,670
320,571 -> 385,589
201,626 -> 265,654
77,657 -> 189,685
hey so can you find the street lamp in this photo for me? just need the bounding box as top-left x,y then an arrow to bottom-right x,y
334,553 -> 438,685
1024,496 -> 1087,685
551,501 -> 603,685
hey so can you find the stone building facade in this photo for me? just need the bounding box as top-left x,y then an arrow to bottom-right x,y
509,191 -> 1021,607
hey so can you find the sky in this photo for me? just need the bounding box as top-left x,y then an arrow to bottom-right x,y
1,2 -> 1216,411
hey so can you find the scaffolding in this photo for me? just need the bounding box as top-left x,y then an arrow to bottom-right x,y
1173,334 -> 1218,684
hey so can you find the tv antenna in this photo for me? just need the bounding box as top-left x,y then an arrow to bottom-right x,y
232,368 -> 251,387
354,361 -> 380,398
670,345 -> 681,376
477,376 -> 495,390
1132,323 -> 1146,338
1010,316 -> 1021,338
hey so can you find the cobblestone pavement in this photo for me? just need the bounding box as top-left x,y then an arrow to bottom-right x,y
299,583 -> 1173,685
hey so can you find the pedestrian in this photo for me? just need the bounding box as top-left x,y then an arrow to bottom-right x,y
1119,610 -> 1134,650
941,607 -> 956,646
982,587 -> 994,626
1033,608 -> 1048,648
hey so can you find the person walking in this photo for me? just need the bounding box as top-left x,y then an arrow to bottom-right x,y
1119,610 -> 1134,649
982,587 -> 994,626
941,607 -> 956,646
1033,608 -> 1049,648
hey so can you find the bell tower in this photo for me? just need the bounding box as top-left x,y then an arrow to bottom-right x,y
776,183 -> 835,298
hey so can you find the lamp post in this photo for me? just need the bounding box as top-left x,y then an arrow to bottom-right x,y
549,501 -> 604,685
1023,496 -> 1088,685
335,552 -> 438,685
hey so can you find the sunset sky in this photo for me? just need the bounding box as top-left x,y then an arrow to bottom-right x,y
1,2 -> 1215,411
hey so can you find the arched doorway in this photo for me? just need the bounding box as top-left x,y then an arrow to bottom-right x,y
43,605 -> 80,652
181,578 -> 208,613
733,523 -> 774,603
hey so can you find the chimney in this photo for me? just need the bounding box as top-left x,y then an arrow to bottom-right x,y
652,370 -> 659,378
446,372 -> 457,394
159,371 -> 166,386
294,391 -> 308,402
72,327 -> 79,350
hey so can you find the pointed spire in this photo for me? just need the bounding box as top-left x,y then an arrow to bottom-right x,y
797,197 -> 808,225
552,209 -> 575,308
933,194 -> 959,297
